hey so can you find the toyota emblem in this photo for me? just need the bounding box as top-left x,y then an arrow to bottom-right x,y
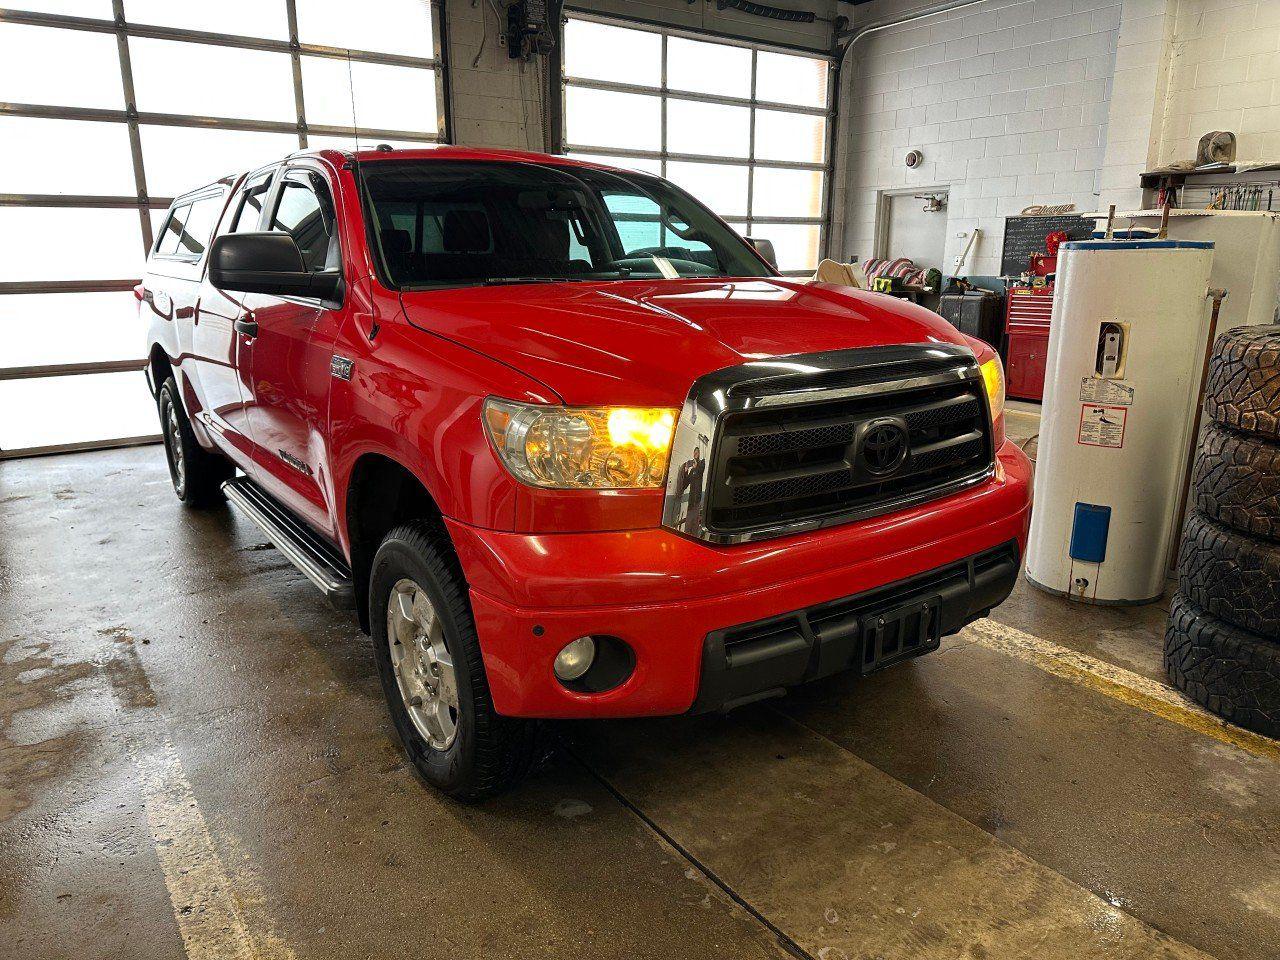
859,420 -> 909,475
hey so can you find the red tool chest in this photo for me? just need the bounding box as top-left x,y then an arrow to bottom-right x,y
1004,284 -> 1054,402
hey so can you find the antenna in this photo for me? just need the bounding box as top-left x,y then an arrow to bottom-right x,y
346,48 -> 361,152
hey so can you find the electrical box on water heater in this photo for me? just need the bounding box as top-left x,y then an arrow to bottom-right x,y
1025,239 -> 1215,604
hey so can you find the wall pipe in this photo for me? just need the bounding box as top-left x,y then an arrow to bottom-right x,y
826,0 -> 990,262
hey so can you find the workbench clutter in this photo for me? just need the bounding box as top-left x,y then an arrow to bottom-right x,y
859,257 -> 942,302
812,259 -> 868,288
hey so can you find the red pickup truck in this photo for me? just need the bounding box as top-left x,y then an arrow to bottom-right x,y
142,146 -> 1030,799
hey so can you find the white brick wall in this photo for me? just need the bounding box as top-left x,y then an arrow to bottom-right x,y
445,1 -> 546,151
1096,0 -> 1177,210
838,0 -> 1122,276
1157,0 -> 1280,164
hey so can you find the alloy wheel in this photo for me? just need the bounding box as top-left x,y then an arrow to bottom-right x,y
386,578 -> 459,750
165,402 -> 185,495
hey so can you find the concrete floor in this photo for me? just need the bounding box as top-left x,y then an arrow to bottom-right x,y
2,433 -> 1278,959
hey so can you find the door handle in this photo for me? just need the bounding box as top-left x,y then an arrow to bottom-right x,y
176,306 -> 195,320
235,314 -> 259,338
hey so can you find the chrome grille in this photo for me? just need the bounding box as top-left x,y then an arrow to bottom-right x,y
660,344 -> 996,544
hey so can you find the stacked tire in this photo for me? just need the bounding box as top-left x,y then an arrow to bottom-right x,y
1166,325 -> 1280,738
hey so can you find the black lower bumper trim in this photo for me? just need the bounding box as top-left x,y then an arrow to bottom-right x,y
689,541 -> 1020,714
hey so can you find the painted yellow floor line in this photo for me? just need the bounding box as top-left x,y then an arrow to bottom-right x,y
965,618 -> 1280,763
134,735 -> 295,960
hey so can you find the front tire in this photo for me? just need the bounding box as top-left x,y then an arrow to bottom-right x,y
158,377 -> 234,507
369,521 -> 538,801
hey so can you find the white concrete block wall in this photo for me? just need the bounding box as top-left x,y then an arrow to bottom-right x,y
1158,0 -> 1280,164
1096,0 -> 1176,211
445,0 -> 546,151
839,0 -> 1122,276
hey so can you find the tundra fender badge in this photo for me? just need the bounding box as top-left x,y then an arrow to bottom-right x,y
331,355 -> 355,381
278,449 -> 313,476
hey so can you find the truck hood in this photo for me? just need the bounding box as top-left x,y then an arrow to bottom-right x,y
399,278 -> 971,406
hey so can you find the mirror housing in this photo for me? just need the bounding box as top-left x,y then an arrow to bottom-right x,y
746,236 -> 778,269
208,232 -> 341,302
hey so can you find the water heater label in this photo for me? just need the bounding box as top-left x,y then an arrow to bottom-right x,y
1079,377 -> 1134,406
1078,404 -> 1127,448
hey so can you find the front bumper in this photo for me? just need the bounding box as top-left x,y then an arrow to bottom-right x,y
448,439 -> 1032,719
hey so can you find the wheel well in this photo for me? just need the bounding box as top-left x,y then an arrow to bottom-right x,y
149,345 -> 173,395
345,454 -> 448,633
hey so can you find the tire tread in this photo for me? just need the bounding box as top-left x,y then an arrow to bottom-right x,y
1165,592 -> 1280,738
1179,511 -> 1280,639
1203,325 -> 1280,440
1192,422 -> 1280,541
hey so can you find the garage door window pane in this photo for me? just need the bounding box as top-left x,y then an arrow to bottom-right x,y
0,372 -> 156,451
756,51 -> 828,108
565,87 -> 661,151
0,208 -> 144,282
301,57 -> 437,132
122,0 -> 289,39
666,161 -> 749,219
749,223 -> 820,271
0,24 -> 124,110
754,109 -> 826,163
130,38 -> 295,122
752,168 -> 825,218
139,126 -> 297,199
667,100 -> 750,159
15,0 -> 112,14
667,37 -> 751,99
564,20 -> 660,87
0,293 -> 142,368
295,0 -> 433,56
0,117 -> 136,195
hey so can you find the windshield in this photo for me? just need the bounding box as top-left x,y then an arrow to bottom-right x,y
360,159 -> 775,289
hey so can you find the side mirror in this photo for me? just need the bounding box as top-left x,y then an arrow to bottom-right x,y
746,236 -> 778,269
208,232 -> 341,301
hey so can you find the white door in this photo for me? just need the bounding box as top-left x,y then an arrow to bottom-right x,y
881,191 -> 948,272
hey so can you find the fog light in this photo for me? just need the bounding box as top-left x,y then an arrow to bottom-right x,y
553,636 -> 597,681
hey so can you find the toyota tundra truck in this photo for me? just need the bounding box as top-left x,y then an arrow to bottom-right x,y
142,146 -> 1031,800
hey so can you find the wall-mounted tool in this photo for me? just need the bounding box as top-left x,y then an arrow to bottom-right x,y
505,0 -> 553,60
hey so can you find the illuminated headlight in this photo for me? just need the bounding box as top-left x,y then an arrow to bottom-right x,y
980,357 -> 1005,422
483,398 -> 677,489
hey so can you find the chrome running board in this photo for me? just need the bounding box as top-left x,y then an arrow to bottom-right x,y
223,477 -> 354,610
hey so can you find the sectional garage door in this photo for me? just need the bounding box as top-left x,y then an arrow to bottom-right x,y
561,14 -> 833,275
0,1 -> 441,458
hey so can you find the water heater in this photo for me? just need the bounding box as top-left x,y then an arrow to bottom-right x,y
1025,239 -> 1214,604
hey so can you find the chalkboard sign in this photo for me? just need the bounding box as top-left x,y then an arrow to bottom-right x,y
1000,214 -> 1094,276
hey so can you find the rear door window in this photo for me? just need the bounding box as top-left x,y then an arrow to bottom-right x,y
155,203 -> 190,256
154,193 -> 223,260
176,194 -> 222,257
